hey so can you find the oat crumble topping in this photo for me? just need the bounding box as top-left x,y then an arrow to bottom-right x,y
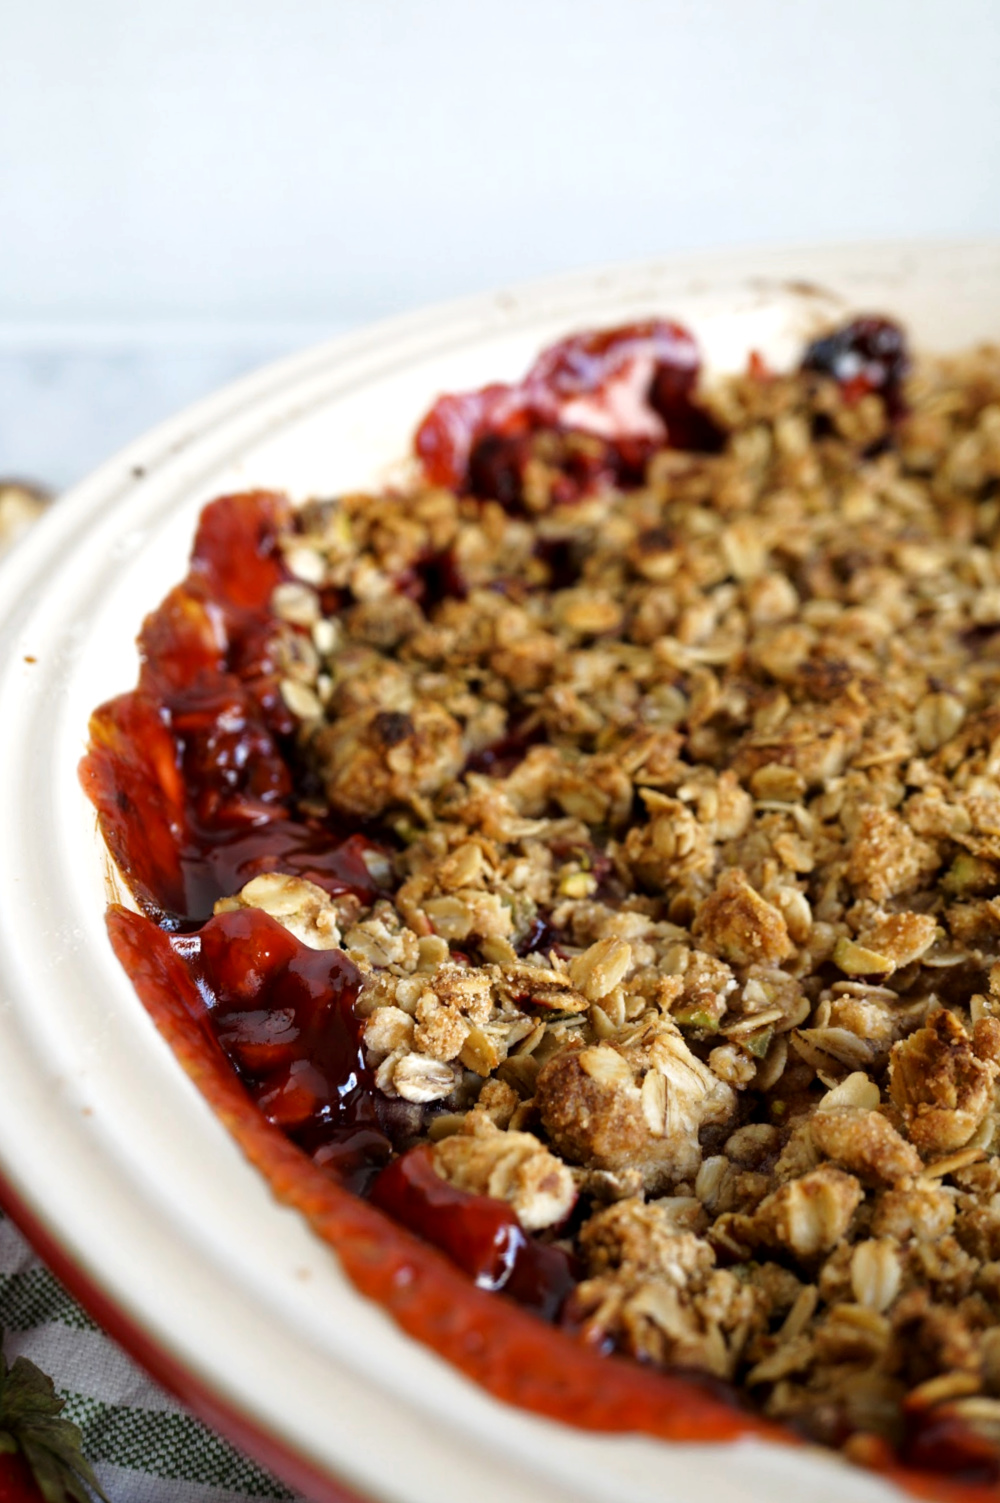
92,317 -> 1000,1472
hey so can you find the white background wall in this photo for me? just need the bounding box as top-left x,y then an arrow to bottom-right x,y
1,0 -> 999,482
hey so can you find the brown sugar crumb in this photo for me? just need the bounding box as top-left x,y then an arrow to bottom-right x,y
312,702 -> 465,818
534,1020 -> 737,1190
691,868 -> 794,966
888,1009 -> 999,1157
430,1113 -> 576,1230
717,1166 -> 864,1260
810,1107 -> 923,1186
571,1198 -> 759,1379
233,329 -> 1000,1470
847,808 -> 938,905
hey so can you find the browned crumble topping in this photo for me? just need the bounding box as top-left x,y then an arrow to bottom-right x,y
222,343 -> 1000,1456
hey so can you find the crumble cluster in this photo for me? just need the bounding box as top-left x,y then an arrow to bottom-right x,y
218,344 -> 1000,1458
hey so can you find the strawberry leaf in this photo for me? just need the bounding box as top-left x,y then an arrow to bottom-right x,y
0,1336 -> 109,1502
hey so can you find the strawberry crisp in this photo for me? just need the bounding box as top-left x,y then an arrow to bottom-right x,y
83,314 -> 1000,1491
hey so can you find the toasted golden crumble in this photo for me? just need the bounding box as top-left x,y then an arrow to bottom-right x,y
224,339 -> 1000,1457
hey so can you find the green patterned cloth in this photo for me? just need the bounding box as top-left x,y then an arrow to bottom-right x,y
0,1210 -> 306,1503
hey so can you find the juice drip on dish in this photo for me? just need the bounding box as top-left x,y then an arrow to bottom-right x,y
80,484 -> 583,1306
370,1143 -> 578,1320
414,319 -> 726,504
81,491 -> 385,926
